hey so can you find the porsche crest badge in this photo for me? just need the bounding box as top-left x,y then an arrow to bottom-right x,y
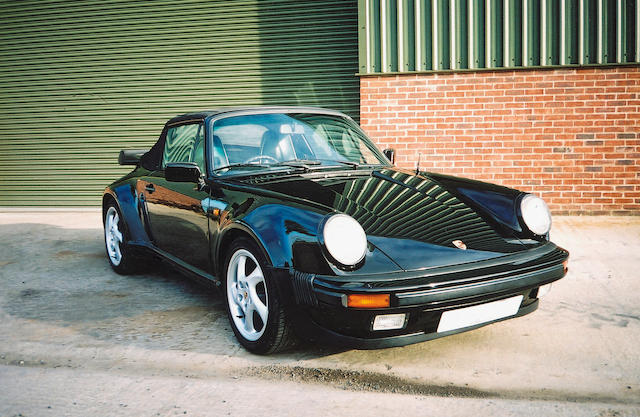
452,240 -> 467,250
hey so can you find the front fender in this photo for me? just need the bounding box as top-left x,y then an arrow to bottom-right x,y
234,204 -> 402,275
239,204 -> 328,271
425,172 -> 524,236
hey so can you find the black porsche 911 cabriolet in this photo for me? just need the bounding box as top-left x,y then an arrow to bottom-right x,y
103,106 -> 568,354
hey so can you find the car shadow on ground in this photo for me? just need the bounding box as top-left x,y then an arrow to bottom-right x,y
0,223 -> 349,359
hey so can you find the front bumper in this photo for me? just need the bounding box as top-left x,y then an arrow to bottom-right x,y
283,242 -> 568,349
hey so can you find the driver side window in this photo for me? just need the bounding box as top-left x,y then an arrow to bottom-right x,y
162,123 -> 205,173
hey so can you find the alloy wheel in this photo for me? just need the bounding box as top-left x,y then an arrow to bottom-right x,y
105,206 -> 123,266
226,249 -> 269,341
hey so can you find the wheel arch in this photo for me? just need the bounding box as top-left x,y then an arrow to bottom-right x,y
102,191 -> 119,222
102,183 -> 149,243
216,222 -> 273,278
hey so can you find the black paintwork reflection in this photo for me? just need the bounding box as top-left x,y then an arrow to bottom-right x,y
368,237 -> 502,271
240,201 -> 400,274
242,204 -> 322,269
108,164 -> 546,276
426,172 -> 524,236
140,172 -> 210,272
258,168 -> 529,270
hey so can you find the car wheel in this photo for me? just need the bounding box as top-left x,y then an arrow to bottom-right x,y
103,203 -> 136,274
223,238 -> 295,354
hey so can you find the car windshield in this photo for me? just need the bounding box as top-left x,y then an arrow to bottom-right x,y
209,113 -> 389,174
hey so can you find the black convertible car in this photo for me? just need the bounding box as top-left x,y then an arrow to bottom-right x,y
103,106 -> 569,354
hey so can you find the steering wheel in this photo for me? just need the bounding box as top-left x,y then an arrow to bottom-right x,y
245,155 -> 279,164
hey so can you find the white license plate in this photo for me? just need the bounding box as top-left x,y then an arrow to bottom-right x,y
437,295 -> 524,333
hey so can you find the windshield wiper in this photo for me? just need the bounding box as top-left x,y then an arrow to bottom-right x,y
333,160 -> 359,169
311,159 -> 362,169
273,159 -> 322,172
278,159 -> 323,166
211,163 -> 272,173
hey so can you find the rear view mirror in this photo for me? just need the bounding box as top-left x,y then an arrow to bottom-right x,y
165,162 -> 202,183
118,149 -> 148,166
383,148 -> 395,164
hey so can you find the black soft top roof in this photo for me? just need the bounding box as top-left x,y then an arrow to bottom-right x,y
165,106 -> 349,126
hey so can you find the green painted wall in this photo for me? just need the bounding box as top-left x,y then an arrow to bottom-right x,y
0,0 -> 359,206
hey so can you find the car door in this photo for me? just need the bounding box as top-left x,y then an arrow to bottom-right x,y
138,121 -> 211,273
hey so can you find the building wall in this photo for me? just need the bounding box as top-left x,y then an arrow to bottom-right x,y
360,66 -> 640,215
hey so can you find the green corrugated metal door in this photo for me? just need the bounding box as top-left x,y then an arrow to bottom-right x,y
0,0 -> 359,206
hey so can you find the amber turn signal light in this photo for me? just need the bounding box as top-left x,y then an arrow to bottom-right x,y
563,259 -> 569,273
346,294 -> 390,308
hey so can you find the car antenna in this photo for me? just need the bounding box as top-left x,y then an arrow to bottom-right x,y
415,152 -> 421,175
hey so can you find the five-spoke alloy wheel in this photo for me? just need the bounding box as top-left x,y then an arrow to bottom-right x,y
226,249 -> 269,341
223,238 -> 295,354
105,206 -> 124,266
103,203 -> 135,274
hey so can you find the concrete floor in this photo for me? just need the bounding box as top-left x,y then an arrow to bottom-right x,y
0,211 -> 639,416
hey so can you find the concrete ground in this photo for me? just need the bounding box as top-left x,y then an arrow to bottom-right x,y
0,211 -> 638,417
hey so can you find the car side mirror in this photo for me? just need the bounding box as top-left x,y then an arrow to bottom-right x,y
383,148 -> 395,164
118,149 -> 148,166
165,162 -> 203,183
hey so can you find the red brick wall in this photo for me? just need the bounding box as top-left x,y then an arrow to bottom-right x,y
360,67 -> 640,215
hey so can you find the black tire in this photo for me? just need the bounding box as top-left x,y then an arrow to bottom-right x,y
103,202 -> 137,275
222,238 -> 296,354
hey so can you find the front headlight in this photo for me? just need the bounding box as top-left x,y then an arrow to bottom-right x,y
520,194 -> 551,236
322,214 -> 367,267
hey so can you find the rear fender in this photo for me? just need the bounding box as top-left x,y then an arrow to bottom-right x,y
103,183 -> 150,243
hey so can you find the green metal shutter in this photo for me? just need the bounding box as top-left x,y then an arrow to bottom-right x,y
0,0 -> 359,207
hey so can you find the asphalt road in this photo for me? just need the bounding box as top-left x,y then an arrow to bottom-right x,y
0,211 -> 638,417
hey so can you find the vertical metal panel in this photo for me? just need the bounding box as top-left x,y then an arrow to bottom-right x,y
399,0 -> 416,71
382,0 -> 399,72
598,0 -> 606,62
433,0 -> 451,69
371,0 -> 383,72
468,0 -> 486,68
486,0 -> 504,67
1,0 -> 360,206
561,0 -> 567,64
598,0 -> 618,63
580,0 -> 599,64
451,0 -> 469,69
504,0 -> 522,66
415,0 -> 433,70
561,0 -> 579,64
606,0 -> 618,62
618,0 -> 636,62
382,0 -> 388,70
397,0 -> 405,69
523,0 -> 541,65
618,0 -> 626,61
542,0 -> 560,65
626,0 -> 637,61
450,0 -> 457,69
504,0 -> 511,65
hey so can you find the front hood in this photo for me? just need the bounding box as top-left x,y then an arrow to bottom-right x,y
246,168 -> 531,271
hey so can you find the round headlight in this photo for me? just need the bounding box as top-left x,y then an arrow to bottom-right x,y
322,214 -> 367,266
520,194 -> 551,236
